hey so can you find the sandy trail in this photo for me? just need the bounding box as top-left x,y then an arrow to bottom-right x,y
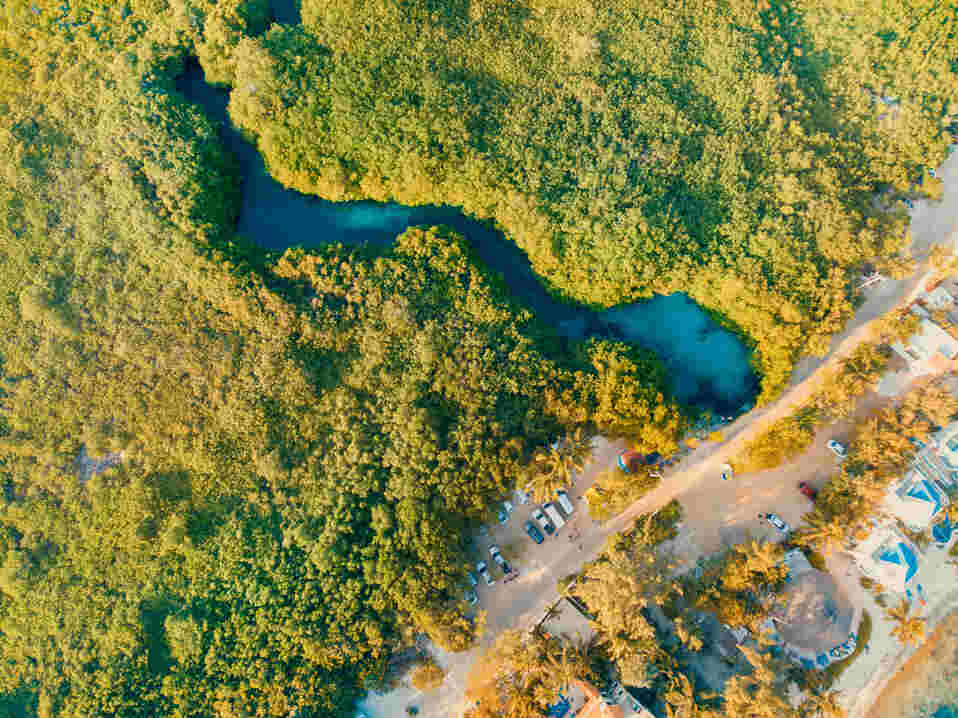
867,610 -> 958,718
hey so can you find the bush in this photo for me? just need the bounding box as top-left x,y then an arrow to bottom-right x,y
411,659 -> 445,692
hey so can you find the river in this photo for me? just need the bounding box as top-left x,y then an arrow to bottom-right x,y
174,25 -> 757,414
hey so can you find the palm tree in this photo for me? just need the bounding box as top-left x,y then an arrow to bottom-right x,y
793,509 -> 847,556
526,430 -> 592,501
663,671 -> 719,718
801,689 -> 846,718
886,599 -> 925,647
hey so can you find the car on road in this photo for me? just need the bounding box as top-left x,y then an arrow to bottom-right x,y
760,512 -> 790,533
543,502 -> 566,530
464,587 -> 478,605
903,197 -> 915,209
524,520 -> 544,544
798,481 -> 818,502
476,561 -> 495,585
515,488 -> 531,504
466,570 -> 478,587
497,505 -> 510,524
929,167 -> 937,178
532,508 -> 555,535
489,544 -> 512,574
827,440 -> 847,460
556,489 -> 574,515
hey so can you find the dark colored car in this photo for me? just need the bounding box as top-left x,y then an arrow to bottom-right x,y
798,481 -> 818,502
489,544 -> 512,574
524,521 -> 545,544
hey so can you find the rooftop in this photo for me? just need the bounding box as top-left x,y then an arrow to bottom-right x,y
772,550 -> 856,656
885,471 -> 948,530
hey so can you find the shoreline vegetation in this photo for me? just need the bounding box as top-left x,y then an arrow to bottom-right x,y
0,0 -> 956,716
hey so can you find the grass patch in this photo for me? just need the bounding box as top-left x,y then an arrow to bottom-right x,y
825,611 -> 872,685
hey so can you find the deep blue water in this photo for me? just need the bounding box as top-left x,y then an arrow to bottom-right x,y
175,6 -> 758,414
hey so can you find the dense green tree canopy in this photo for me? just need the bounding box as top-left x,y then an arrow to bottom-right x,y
0,0 -> 955,715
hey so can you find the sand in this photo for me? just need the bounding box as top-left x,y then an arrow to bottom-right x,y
868,611 -> 958,718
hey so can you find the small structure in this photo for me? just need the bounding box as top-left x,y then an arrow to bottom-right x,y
617,450 -> 643,474
890,317 -> 958,376
555,679 -> 654,718
851,527 -> 920,594
768,550 -> 860,670
541,600 -> 654,718
884,470 -> 949,531
923,285 -> 956,311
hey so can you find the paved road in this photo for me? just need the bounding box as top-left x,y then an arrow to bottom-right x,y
357,149 -> 958,718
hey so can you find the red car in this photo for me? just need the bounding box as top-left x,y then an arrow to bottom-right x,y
799,482 -> 818,501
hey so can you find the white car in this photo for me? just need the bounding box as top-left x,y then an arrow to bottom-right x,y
827,440 -> 847,460
464,587 -> 478,605
476,561 -> 495,586
760,513 -> 790,533
532,507 -> 555,535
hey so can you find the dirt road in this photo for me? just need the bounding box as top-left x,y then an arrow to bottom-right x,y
357,150 -> 958,718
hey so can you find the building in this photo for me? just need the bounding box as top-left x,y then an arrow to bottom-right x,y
850,527 -> 920,594
541,599 -> 654,718
923,285 -> 956,311
914,421 -> 958,489
890,317 -> 958,375
884,470 -> 949,531
557,679 -> 654,718
767,550 -> 861,670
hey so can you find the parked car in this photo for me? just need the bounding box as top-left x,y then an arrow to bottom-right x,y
543,502 -> 566,530
464,587 -> 478,605
532,507 -> 555,535
556,489 -> 575,515
903,197 -> 915,209
760,512 -> 790,533
476,561 -> 495,586
515,488 -> 531,505
503,500 -> 514,514
524,520 -> 544,544
466,570 -> 479,587
929,167 -> 937,178
827,440 -> 847,460
489,544 -> 512,574
798,481 -> 818,501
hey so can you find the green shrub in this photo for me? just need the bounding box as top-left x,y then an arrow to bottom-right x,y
411,659 -> 445,692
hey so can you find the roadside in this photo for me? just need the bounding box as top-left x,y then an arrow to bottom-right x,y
866,610 -> 958,718
356,146 -> 958,718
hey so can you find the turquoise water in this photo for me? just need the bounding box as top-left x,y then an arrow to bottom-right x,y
175,23 -> 757,413
933,706 -> 958,718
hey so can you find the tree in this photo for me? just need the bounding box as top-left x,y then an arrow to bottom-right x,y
885,599 -> 926,647
411,659 -> 445,692
800,689 -> 847,718
663,671 -> 720,718
721,646 -> 797,718
465,630 -> 591,718
793,510 -> 848,557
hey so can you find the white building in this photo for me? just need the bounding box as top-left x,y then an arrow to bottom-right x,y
891,317 -> 958,376
884,470 -> 949,531
850,527 -> 920,594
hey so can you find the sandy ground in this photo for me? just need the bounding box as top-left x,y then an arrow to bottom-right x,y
868,611 -> 958,718
356,132 -> 958,718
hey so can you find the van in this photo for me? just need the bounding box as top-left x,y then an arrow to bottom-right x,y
555,490 -> 574,516
543,502 -> 566,530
